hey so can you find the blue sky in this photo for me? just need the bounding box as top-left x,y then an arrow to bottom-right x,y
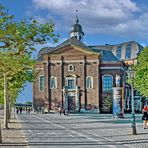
1,0 -> 148,103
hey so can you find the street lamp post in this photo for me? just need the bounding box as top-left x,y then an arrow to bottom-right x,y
127,67 -> 137,135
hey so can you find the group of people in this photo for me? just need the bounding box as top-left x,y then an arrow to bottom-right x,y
59,107 -> 69,116
16,107 -> 23,114
16,106 -> 31,114
142,105 -> 148,129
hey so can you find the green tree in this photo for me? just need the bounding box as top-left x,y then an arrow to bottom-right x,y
0,52 -> 35,128
0,4 -> 59,131
132,47 -> 148,97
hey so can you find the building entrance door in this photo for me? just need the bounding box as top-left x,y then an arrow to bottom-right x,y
67,96 -> 76,111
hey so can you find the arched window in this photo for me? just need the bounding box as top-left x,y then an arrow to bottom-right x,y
86,76 -> 93,89
39,75 -> 45,91
50,76 -> 57,89
116,46 -> 122,60
125,44 -> 131,59
68,64 -> 75,71
102,75 -> 113,92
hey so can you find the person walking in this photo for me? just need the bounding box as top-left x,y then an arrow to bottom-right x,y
16,107 -> 19,114
65,108 -> 69,116
142,106 -> 148,129
58,107 -> 62,115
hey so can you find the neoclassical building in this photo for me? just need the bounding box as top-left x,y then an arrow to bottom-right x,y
33,14 -> 143,113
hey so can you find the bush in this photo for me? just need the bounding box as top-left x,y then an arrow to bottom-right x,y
102,94 -> 113,110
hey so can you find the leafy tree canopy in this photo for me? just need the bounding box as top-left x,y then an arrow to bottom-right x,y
133,47 -> 148,97
0,4 -> 59,104
0,5 -> 59,55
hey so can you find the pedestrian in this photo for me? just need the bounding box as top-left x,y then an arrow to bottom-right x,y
26,107 -> 28,114
41,107 -> 44,114
63,108 -> 65,116
65,108 -> 68,116
142,106 -> 148,129
20,107 -> 23,114
37,107 -> 40,113
59,107 -> 62,115
28,107 -> 31,114
16,107 -> 19,114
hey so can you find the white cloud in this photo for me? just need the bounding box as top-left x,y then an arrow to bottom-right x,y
31,0 -> 148,39
33,0 -> 139,20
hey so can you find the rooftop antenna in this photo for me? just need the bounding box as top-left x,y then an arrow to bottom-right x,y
75,10 -> 79,24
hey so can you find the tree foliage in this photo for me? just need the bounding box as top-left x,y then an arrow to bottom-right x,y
0,5 -> 59,55
133,47 -> 148,97
0,4 -> 59,104
0,3 -> 59,130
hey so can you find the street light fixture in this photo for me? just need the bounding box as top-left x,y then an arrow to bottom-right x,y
127,66 -> 137,135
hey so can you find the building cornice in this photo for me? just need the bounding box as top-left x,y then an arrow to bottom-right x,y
100,67 -> 124,71
49,60 -> 99,64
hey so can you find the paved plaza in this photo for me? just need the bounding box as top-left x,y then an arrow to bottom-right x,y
16,112 -> 148,148
0,110 -> 27,148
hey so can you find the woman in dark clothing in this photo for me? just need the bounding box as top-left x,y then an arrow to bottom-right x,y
142,106 -> 148,129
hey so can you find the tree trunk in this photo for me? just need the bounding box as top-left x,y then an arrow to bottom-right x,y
8,101 -> 11,122
13,99 -> 16,119
0,121 -> 2,143
4,73 -> 9,129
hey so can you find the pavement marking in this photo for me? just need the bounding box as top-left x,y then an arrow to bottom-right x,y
32,115 -> 119,148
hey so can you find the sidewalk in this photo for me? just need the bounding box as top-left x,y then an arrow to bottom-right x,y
0,110 -> 28,148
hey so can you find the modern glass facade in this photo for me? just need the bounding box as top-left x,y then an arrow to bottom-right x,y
125,44 -> 131,59
116,46 -> 122,60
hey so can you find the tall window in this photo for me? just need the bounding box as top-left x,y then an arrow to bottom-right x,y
66,76 -> 76,89
102,75 -> 113,92
50,76 -> 57,89
67,79 -> 75,89
39,75 -> 44,91
86,76 -> 93,89
116,46 -> 122,60
125,44 -> 131,59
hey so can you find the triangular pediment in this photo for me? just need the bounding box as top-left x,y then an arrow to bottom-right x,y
46,37 -> 100,56
49,45 -> 99,55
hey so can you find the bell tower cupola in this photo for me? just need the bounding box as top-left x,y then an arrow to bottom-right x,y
70,10 -> 84,41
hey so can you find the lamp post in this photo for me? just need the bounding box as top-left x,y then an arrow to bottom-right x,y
127,67 -> 137,135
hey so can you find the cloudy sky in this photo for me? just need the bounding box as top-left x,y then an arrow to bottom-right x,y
1,0 -> 148,102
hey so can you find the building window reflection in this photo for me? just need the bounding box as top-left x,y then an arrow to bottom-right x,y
66,78 -> 76,89
102,75 -> 113,93
125,44 -> 131,59
50,76 -> 57,89
39,75 -> 45,91
86,76 -> 93,89
116,46 -> 122,60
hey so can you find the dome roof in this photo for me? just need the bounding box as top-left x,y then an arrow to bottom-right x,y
70,10 -> 84,35
70,23 -> 84,35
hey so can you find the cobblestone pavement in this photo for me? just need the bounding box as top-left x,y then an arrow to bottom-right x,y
0,110 -> 28,148
17,112 -> 148,148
